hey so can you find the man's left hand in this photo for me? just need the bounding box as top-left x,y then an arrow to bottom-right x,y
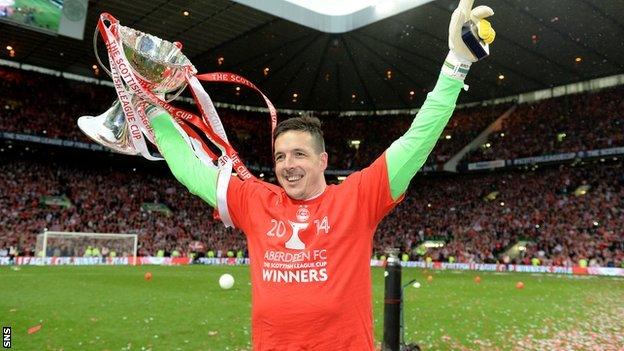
448,0 -> 496,62
443,0 -> 496,81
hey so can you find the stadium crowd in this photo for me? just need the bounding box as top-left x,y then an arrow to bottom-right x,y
465,85 -> 624,162
1,66 -> 623,268
2,66 -> 622,171
1,151 -> 622,267
0,158 -> 246,259
378,161 -> 623,268
0,66 -> 115,141
1,66 -> 509,170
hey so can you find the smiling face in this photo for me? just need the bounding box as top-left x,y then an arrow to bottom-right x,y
274,130 -> 328,200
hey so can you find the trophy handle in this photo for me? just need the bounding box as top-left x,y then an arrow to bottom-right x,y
93,27 -> 113,79
93,13 -> 121,79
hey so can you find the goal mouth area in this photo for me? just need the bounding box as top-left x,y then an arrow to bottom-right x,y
35,230 -> 139,265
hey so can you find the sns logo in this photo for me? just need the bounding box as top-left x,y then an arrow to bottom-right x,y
3,327 -> 10,349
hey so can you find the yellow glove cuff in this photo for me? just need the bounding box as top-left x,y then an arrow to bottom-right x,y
478,19 -> 496,45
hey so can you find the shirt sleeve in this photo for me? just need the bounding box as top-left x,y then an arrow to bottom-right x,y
386,72 -> 464,200
150,113 -> 219,208
225,176 -> 255,233
345,153 -> 401,229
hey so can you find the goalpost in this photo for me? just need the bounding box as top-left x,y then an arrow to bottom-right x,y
35,230 -> 138,265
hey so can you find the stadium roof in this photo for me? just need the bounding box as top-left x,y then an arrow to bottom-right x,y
1,0 -> 622,111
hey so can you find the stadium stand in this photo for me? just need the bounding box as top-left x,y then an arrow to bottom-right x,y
1,67 -> 623,267
464,85 -> 624,163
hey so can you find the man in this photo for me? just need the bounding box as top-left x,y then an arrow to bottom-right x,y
148,0 -> 495,349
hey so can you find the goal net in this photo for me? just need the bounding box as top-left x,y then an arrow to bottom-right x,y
35,231 -> 138,263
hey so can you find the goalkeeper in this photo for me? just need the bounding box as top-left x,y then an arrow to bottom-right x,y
148,0 -> 495,349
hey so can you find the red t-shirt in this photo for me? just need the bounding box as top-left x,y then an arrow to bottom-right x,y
227,154 -> 400,350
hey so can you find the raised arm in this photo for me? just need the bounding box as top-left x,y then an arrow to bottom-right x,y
149,111 -> 219,208
386,0 -> 495,200
386,74 -> 463,200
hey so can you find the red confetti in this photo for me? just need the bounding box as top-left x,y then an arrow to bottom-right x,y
27,324 -> 42,335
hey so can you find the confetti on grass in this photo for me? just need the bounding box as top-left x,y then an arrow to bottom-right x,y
27,324 -> 42,334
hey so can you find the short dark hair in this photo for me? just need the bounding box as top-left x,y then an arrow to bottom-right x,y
273,116 -> 325,153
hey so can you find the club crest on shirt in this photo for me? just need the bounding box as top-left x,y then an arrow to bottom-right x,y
296,205 -> 310,222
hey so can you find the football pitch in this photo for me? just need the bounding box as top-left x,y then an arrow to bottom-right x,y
10,0 -> 62,32
1,265 -> 622,350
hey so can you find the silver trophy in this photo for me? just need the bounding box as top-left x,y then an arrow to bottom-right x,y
76,14 -> 274,229
77,13 -> 197,157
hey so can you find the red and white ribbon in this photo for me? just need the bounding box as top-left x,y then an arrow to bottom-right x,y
97,13 -> 278,228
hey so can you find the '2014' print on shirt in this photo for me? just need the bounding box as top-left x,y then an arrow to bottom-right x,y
262,216 -> 331,283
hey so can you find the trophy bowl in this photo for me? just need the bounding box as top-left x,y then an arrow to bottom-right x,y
117,24 -> 197,93
78,15 -> 198,158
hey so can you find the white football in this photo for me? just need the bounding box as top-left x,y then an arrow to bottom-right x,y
219,273 -> 235,290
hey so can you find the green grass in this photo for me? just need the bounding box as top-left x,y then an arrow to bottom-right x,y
1,266 -> 622,350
